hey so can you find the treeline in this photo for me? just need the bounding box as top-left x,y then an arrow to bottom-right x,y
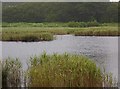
2,2 -> 118,23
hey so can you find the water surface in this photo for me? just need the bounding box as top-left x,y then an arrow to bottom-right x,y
1,35 -> 118,81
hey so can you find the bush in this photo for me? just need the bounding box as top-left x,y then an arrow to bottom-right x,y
68,21 -> 100,27
79,22 -> 88,27
87,20 -> 100,27
68,22 -> 80,27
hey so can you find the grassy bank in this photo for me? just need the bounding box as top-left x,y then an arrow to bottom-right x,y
2,32 -> 54,42
75,29 -> 119,36
1,23 -> 119,41
2,53 -> 114,87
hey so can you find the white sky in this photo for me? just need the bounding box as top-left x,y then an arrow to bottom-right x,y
110,0 -> 119,2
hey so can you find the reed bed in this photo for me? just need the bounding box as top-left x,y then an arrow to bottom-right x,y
2,32 -> 54,42
2,25 -> 119,41
74,26 -> 119,36
2,58 -> 22,87
75,30 -> 119,36
27,53 -> 104,87
2,53 -> 115,87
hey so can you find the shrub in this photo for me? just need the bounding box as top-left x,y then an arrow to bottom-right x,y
68,21 -> 100,27
79,22 -> 88,27
87,20 -> 100,27
68,22 -> 80,27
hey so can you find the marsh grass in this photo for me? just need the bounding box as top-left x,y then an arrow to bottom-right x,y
2,58 -> 22,87
2,53 -> 115,87
68,21 -> 100,27
75,30 -> 119,36
2,24 -> 119,41
2,22 -> 68,27
2,32 -> 54,42
2,22 -> 117,28
74,27 -> 119,36
27,53 -> 103,87
2,21 -> 100,28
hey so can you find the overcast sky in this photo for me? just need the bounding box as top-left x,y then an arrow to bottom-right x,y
0,0 -> 119,2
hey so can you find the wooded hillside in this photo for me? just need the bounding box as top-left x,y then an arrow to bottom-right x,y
2,2 -> 118,23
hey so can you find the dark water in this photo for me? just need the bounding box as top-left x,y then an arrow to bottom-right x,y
1,35 -> 118,82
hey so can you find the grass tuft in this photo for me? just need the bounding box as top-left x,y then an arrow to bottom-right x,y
2,58 -> 22,87
27,53 -> 103,87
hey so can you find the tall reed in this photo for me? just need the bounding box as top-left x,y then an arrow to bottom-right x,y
2,58 -> 22,87
2,54 -> 115,87
27,53 -> 103,87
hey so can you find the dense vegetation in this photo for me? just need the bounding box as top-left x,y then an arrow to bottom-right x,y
27,53 -> 103,87
2,32 -> 54,42
3,2 -> 118,23
2,21 -> 101,27
2,58 -> 22,87
2,2 -> 119,41
1,23 -> 118,41
2,53 -> 114,87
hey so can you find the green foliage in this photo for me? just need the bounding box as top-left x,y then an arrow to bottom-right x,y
87,20 -> 100,27
68,21 -> 100,27
74,26 -> 119,36
2,24 -> 119,42
2,21 -> 100,28
79,22 -> 88,27
2,22 -> 68,27
2,54 -> 115,87
68,22 -> 80,27
2,58 -> 22,87
27,53 -> 103,87
2,3 -> 118,23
